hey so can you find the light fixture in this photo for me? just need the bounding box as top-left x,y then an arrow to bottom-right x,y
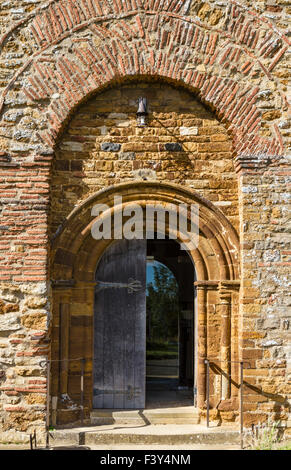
136,97 -> 148,127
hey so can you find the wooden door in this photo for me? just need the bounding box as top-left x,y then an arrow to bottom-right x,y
93,239 -> 147,409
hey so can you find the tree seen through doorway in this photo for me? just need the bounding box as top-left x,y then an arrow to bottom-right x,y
146,262 -> 180,363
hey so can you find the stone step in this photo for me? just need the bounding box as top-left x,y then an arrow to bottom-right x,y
50,424 -> 240,447
90,406 -> 200,425
85,431 -> 240,447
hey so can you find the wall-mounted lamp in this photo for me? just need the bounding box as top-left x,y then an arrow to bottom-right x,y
136,97 -> 148,127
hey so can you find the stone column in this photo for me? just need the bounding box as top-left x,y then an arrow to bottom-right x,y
59,302 -> 70,396
196,284 -> 207,409
219,287 -> 232,400
51,281 -> 75,398
218,281 -> 240,402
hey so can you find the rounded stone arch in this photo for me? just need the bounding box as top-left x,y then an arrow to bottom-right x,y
50,181 -> 240,417
50,181 -> 240,284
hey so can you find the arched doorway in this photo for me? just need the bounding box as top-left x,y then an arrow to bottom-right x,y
50,182 -> 240,424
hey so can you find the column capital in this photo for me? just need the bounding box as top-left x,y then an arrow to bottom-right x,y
194,280 -> 219,290
194,280 -> 240,292
219,280 -> 240,296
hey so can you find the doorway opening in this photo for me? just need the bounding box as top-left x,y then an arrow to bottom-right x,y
146,239 -> 195,408
93,237 -> 195,410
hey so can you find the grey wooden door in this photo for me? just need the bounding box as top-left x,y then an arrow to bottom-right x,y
93,239 -> 147,409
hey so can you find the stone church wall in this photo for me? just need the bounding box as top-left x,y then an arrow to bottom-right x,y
0,0 -> 289,441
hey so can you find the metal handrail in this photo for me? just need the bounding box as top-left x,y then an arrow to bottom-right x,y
29,429 -> 37,450
39,356 -> 251,449
204,359 -> 252,450
39,357 -> 87,449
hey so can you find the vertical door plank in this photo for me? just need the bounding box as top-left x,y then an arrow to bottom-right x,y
93,261 -> 104,408
123,239 -> 136,409
102,245 -> 115,409
134,239 -> 146,409
124,239 -> 146,409
110,242 -> 126,409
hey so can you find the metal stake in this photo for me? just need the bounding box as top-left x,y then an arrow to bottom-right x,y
80,358 -> 85,426
46,359 -> 50,449
30,433 -> 33,450
205,359 -> 210,428
240,361 -> 244,450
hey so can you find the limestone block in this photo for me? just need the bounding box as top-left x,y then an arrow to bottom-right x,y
180,127 -> 198,136
132,169 -> 157,180
20,314 -> 47,330
119,152 -> 136,160
165,143 -> 183,152
61,142 -> 84,152
0,314 -> 21,332
101,143 -> 121,152
257,317 -> 280,330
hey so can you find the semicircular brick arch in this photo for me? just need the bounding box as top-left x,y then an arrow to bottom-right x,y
0,0 -> 288,159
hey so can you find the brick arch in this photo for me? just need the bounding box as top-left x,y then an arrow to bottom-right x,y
50,181 -> 240,283
0,1 -> 288,159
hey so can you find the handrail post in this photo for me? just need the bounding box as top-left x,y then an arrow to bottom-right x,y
80,358 -> 85,426
45,359 -> 50,449
240,361 -> 244,449
204,359 -> 210,428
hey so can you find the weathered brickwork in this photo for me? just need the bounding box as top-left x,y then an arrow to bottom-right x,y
0,0 -> 290,442
50,82 -> 238,234
0,0 -> 289,157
